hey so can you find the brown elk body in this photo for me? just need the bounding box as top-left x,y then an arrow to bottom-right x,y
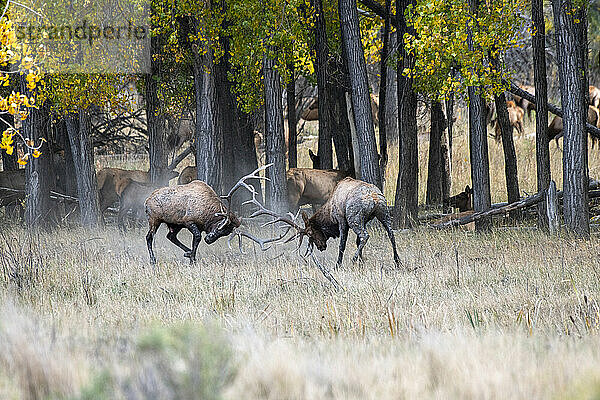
287,167 -> 351,212
443,185 -> 473,212
178,165 -> 197,185
301,177 -> 399,268
144,166 -> 272,265
512,85 -> 536,119
547,105 -> 600,144
301,94 -> 379,125
145,180 -> 241,264
493,101 -> 525,140
97,167 -> 178,213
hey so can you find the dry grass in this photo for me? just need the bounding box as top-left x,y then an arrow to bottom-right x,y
2,223 -> 600,398
2,117 -> 600,398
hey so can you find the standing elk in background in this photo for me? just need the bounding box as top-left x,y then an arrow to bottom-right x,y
251,177 -> 400,269
492,101 -> 525,141
286,167 -> 353,212
144,165 -> 274,264
301,94 -> 379,126
97,167 -> 179,213
177,165 -> 197,185
117,178 -> 157,231
443,185 -> 473,212
547,105 -> 600,146
512,85 -> 536,120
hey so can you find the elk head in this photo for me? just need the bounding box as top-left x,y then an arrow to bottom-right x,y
301,211 -> 327,251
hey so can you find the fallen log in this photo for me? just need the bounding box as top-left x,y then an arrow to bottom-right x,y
433,191 -> 546,229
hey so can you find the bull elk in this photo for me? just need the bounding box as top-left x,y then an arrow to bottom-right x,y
144,165 -> 275,265
249,177 -> 400,269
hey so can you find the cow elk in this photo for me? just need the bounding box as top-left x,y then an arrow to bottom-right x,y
287,167 -> 352,212
547,105 -> 600,145
492,101 -> 525,141
251,177 -> 400,269
443,185 -> 473,212
512,85 -> 536,119
178,165 -> 197,185
97,167 -> 179,213
590,85 -> 600,109
144,165 -> 275,265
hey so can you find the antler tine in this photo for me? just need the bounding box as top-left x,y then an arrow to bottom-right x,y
243,192 -> 303,232
221,163 -> 273,210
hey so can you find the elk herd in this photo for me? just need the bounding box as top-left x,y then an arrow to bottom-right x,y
2,84 -> 600,271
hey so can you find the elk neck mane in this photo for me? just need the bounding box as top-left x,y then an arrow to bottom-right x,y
311,203 -> 340,239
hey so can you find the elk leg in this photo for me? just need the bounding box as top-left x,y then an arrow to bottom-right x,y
166,224 -> 191,253
336,222 -> 349,269
185,222 -> 202,263
146,220 -> 160,265
377,212 -> 401,268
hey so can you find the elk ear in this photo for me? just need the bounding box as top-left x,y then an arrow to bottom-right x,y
301,211 -> 310,226
465,185 -> 472,193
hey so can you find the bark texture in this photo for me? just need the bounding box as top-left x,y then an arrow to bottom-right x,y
263,50 -> 288,214
533,0 -> 551,230
65,110 -> 101,228
552,0 -> 589,237
339,0 -> 381,187
393,0 -> 418,228
494,92 -> 520,212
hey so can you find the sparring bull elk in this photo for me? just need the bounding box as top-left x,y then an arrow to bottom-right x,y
144,165 -> 277,265
247,177 -> 400,269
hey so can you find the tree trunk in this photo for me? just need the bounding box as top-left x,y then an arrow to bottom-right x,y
331,83 -> 353,173
20,79 -> 52,228
287,67 -> 298,169
467,0 -> 491,231
339,0 -> 381,187
235,106 -> 262,206
145,33 -> 169,185
313,0 -> 333,169
215,34 -> 237,194
65,110 -> 101,228
378,0 -> 391,188
385,32 -> 399,143
263,50 -> 288,214
393,0 -> 418,228
552,0 -> 589,237
446,93 -> 454,164
494,91 -> 520,216
441,126 -> 451,202
533,0 -> 551,231
57,119 -> 77,196
193,42 -> 222,192
426,101 -> 444,205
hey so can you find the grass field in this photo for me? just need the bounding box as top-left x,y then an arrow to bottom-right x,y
2,115 -> 600,399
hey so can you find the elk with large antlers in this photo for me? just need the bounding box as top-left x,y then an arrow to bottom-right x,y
144,165 -> 275,265
248,177 -> 400,269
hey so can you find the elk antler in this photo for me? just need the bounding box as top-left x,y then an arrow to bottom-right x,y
221,164 -> 272,212
242,190 -> 305,242
227,228 -> 289,253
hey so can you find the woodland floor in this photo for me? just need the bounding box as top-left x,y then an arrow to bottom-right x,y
2,116 -> 600,399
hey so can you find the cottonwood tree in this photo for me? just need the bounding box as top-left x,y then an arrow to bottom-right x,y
552,0 -> 589,237
532,0 -> 551,230
339,0 -> 381,187
402,0 -> 524,229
